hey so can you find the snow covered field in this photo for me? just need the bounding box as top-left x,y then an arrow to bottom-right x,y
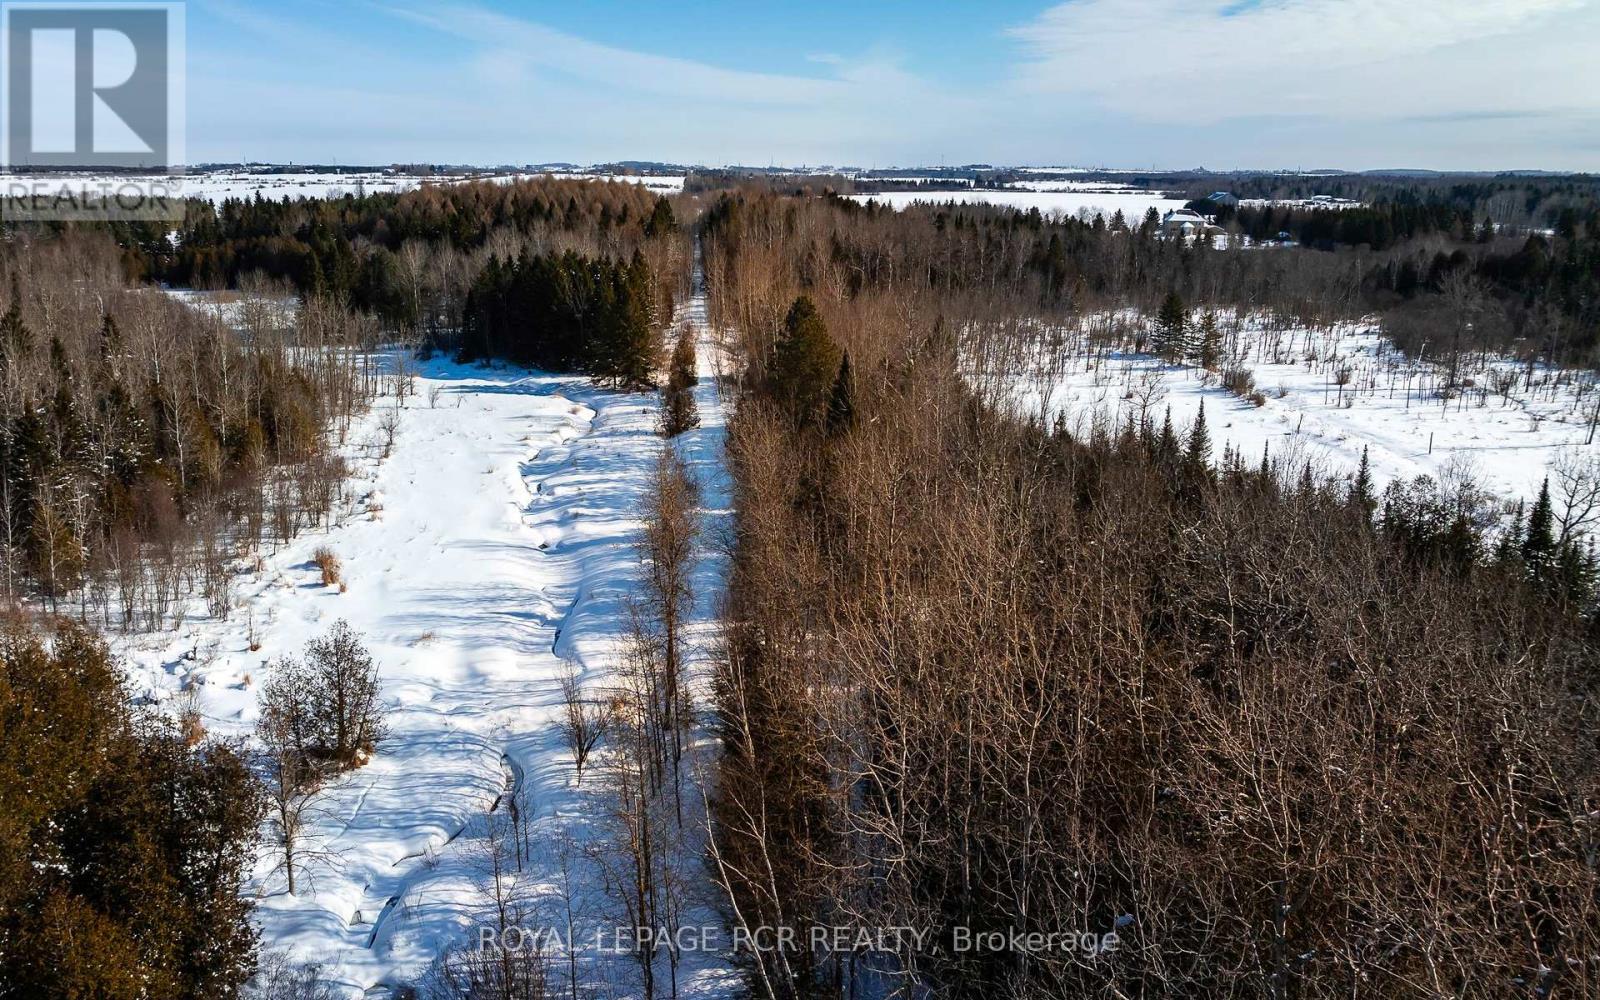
117,279 -> 733,998
4,170 -> 686,206
848,187 -> 1188,220
980,315 -> 1600,508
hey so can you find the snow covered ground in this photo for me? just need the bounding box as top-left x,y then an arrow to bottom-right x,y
4,170 -> 686,206
980,315 -> 1600,508
848,187 -> 1188,221
117,276 -> 733,998
160,286 -> 299,326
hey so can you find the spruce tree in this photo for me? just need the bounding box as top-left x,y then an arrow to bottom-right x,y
1184,401 -> 1211,471
769,296 -> 842,427
1523,478 -> 1556,577
0,276 -> 30,369
1197,310 -> 1222,369
1350,446 -> 1376,519
660,327 -> 700,438
645,196 -> 678,238
1157,406 -> 1178,463
1140,206 -> 1160,238
826,353 -> 856,436
1154,291 -> 1187,362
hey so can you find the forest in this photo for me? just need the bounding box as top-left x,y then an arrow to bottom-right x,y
0,176 -> 688,1000
1,166 -> 1599,999
703,188 -> 1600,998
111,177 -> 684,361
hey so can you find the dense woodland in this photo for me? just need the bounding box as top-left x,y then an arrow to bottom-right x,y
0,232 -> 378,629
828,183 -> 1600,371
2,169 -> 1599,998
0,179 -> 689,999
704,190 -> 1600,998
111,177 -> 686,375
0,177 -> 688,626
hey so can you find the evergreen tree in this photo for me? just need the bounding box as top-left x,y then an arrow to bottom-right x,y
600,250 -> 659,389
826,353 -> 857,437
1495,500 -> 1526,567
645,196 -> 678,238
1555,537 -> 1598,602
1197,310 -> 1222,369
660,327 -> 700,438
1153,291 -> 1188,362
769,296 -> 842,427
1140,207 -> 1160,238
1523,478 -> 1556,577
1184,401 -> 1211,471
0,623 -> 264,1000
1350,446 -> 1376,519
0,276 -> 31,369
1157,406 -> 1178,463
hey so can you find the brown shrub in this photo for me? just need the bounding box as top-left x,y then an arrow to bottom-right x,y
1221,366 -> 1257,398
312,546 -> 341,587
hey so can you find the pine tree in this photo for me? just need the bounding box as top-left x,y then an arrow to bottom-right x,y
1157,406 -> 1178,463
1184,401 -> 1211,471
769,296 -> 842,427
0,276 -> 31,369
1197,310 -> 1222,369
659,327 -> 700,438
826,353 -> 856,436
1523,478 -> 1556,577
1350,446 -> 1376,519
1556,537 -> 1598,601
645,196 -> 678,238
1153,291 -> 1188,362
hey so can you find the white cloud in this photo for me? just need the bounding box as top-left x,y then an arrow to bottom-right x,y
1008,0 -> 1599,123
184,0 -> 1600,170
381,3 -> 847,107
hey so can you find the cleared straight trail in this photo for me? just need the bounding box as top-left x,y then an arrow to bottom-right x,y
115,255 -> 736,998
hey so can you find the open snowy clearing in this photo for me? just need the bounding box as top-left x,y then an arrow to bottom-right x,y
848,187 -> 1188,220
982,317 -> 1600,509
114,281 -> 733,998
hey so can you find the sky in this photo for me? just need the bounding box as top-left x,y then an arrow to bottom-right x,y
181,0 -> 1600,172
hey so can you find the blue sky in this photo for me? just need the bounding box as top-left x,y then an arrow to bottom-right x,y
183,0 -> 1600,171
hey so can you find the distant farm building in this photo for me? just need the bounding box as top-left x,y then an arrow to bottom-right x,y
1161,209 -> 1225,239
1207,191 -> 1240,207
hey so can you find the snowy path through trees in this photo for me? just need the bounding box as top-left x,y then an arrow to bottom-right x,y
111,263 -> 737,997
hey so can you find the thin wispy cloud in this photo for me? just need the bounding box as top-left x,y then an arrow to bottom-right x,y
178,0 -> 1600,169
1008,0 -> 1597,123
380,3 -> 848,107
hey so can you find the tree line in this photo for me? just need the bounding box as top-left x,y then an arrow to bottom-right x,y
109,178 -> 688,359
460,248 -> 660,387
826,184 -> 1600,368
